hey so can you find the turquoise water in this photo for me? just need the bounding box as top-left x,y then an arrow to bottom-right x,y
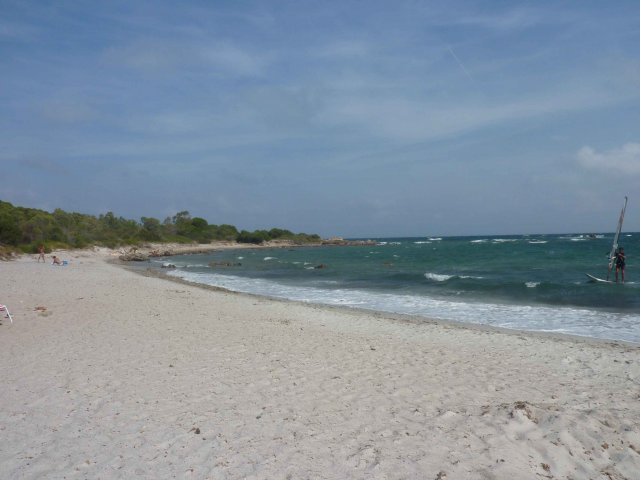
154,234 -> 640,343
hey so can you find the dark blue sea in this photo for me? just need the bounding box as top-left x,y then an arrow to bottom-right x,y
153,234 -> 640,343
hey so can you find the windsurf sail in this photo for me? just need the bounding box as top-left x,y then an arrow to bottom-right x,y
606,196 -> 628,281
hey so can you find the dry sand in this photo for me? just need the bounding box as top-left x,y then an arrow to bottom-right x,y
1,249 -> 639,479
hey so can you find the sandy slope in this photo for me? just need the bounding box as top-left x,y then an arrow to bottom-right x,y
1,250 -> 639,479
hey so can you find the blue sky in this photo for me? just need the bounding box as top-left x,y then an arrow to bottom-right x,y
1,1 -> 639,237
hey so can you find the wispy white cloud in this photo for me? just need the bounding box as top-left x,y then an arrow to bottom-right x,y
317,76 -> 635,143
40,98 -> 96,124
453,7 -> 544,31
0,19 -> 39,40
577,143 -> 640,175
316,40 -> 370,58
103,39 -> 182,70
103,38 -> 268,76
199,43 -> 268,76
124,111 -> 216,136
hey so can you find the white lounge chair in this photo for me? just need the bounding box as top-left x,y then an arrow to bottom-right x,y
0,304 -> 13,324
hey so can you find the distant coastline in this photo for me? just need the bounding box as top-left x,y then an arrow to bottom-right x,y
116,238 -> 377,261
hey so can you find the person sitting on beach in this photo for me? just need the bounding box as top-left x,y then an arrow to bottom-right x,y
615,247 -> 625,283
52,255 -> 63,266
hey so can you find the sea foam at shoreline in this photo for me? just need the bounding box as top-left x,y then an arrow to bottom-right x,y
156,233 -> 640,344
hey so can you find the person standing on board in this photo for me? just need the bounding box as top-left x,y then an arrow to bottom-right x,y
615,247 -> 625,283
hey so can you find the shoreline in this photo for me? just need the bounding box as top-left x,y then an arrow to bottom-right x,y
126,246 -> 640,347
1,250 -> 639,479
123,259 -> 640,349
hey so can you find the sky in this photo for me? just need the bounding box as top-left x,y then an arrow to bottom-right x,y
1,0 -> 639,237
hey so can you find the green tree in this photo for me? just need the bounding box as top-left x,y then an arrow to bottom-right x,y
0,211 -> 21,245
268,228 -> 293,239
237,229 -> 270,244
216,224 -> 239,240
0,201 -> 320,249
141,217 -> 162,241
173,211 -> 193,238
21,212 -> 54,245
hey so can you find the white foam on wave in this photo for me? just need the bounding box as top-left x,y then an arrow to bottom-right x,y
470,239 -> 488,244
493,239 -> 518,243
263,257 -> 277,261
425,273 -> 483,281
414,241 -> 432,244
152,260 -> 207,268
424,273 -> 453,282
525,282 -> 540,288
528,240 -> 548,244
166,270 -> 640,344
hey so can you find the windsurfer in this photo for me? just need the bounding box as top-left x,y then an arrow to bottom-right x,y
615,247 -> 625,283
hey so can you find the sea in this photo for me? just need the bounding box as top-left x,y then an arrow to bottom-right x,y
151,233 -> 640,344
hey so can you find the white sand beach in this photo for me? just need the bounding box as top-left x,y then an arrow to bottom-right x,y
1,249 -> 639,479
